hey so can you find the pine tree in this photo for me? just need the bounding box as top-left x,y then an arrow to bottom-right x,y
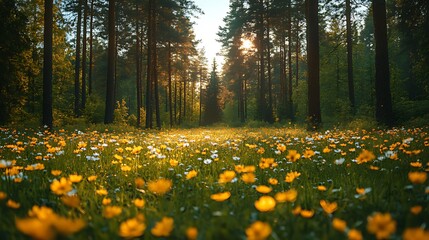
203,59 -> 222,125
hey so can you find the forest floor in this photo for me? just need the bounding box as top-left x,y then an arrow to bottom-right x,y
0,126 -> 428,239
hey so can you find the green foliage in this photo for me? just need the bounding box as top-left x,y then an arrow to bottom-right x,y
83,95 -> 105,124
114,99 -> 129,126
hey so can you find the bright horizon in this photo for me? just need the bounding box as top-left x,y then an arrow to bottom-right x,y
192,0 -> 230,70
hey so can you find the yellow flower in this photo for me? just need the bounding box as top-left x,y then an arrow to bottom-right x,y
61,195 -> 81,208
275,189 -> 298,203
255,185 -> 272,194
320,200 -> 337,214
285,171 -> 301,183
332,218 -> 347,232
410,162 -> 422,168
300,209 -> 314,218
268,178 -> 278,185
259,158 -> 277,169
52,217 -> 86,236
410,205 -> 422,215
277,144 -> 286,152
50,178 -> 73,195
51,170 -> 62,176
210,191 -> 231,202
131,146 -> 143,154
186,227 -> 198,240
323,146 -> 331,153
408,171 -> 427,184
317,185 -> 327,191
87,175 -> 97,182
254,196 -> 276,212
151,217 -> 174,237
356,149 -> 375,164
102,198 -> 112,206
147,179 -> 172,196
0,191 -> 7,200
135,177 -> 145,188
103,206 -> 122,218
118,217 -> 146,238
403,227 -> 429,240
16,218 -> 55,240
367,212 -> 396,239
186,170 -> 198,180
69,174 -> 83,183
121,165 -> 132,171
218,170 -> 236,184
245,221 -> 272,240
348,229 -> 363,240
96,188 -> 108,196
7,199 -> 20,209
241,173 -> 256,183
292,206 -> 302,215
303,149 -> 315,159
133,198 -> 145,208
286,150 -> 301,162
169,159 -> 179,167
356,188 -> 366,195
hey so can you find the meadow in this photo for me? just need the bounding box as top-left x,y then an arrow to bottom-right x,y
0,126 -> 428,240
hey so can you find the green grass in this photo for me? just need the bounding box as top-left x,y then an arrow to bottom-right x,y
0,126 -> 428,239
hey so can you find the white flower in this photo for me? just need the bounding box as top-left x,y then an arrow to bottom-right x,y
203,159 -> 212,165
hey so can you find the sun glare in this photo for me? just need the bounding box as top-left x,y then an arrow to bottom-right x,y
241,39 -> 254,52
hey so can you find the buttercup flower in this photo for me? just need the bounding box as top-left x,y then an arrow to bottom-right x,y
241,173 -> 256,183
402,227 -> 429,240
275,189 -> 297,203
69,174 -> 83,183
356,149 -> 375,164
245,221 -> 272,240
255,185 -> 272,194
332,218 -> 347,232
148,179 -> 172,196
103,206 -> 122,218
133,198 -> 145,208
408,171 -> 427,184
186,227 -> 198,240
151,217 -> 174,237
320,200 -> 338,214
286,150 -> 301,162
50,178 -> 73,195
254,196 -> 276,212
210,191 -> 231,202
348,229 -> 363,240
118,217 -> 146,238
186,170 -> 198,180
218,170 -> 236,183
285,171 -> 301,183
367,212 -> 396,239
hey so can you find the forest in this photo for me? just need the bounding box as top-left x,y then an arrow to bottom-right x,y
1,1 -> 429,239
1,0 -> 428,130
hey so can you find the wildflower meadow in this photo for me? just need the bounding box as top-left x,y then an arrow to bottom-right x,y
0,126 -> 428,239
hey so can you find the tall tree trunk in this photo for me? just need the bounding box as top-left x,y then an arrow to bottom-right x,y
168,41 -> 173,127
266,14 -> 273,123
74,0 -> 82,116
183,73 -> 187,120
287,0 -> 294,120
81,0 -> 88,110
136,2 -> 142,128
346,0 -> 355,110
295,19 -> 300,87
306,0 -> 321,129
104,0 -> 115,124
373,0 -> 393,125
43,0 -> 53,129
145,0 -> 154,128
199,66 -> 202,125
257,0 -> 266,121
88,0 -> 94,95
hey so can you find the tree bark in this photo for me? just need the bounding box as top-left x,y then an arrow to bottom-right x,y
346,0 -> 355,110
88,0 -> 94,95
136,2 -> 142,127
43,0 -> 53,129
81,0 -> 88,110
74,0 -> 82,116
104,0 -> 115,124
306,0 -> 321,129
373,0 -> 393,125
